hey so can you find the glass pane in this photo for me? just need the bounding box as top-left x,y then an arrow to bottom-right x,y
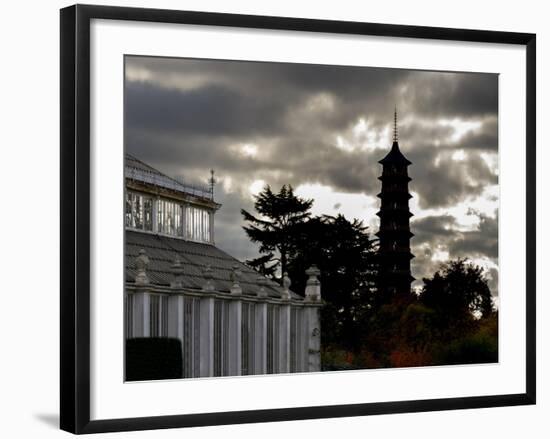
143,198 -> 153,231
125,192 -> 132,227
135,195 -> 143,229
156,199 -> 184,236
186,206 -> 192,238
203,210 -> 210,241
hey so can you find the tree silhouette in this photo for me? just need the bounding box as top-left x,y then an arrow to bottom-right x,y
241,184 -> 313,279
419,258 -> 494,336
242,185 -> 378,350
287,214 -> 378,349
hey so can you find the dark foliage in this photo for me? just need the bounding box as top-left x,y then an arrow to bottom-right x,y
241,185 -> 378,350
241,184 -> 497,370
358,258 -> 497,368
420,258 -> 494,332
241,184 -> 313,278
126,338 -> 183,381
286,214 -> 377,349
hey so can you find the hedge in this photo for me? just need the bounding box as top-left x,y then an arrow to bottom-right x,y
126,337 -> 183,381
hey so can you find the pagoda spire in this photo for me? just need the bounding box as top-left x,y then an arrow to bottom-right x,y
393,106 -> 398,143
376,110 -> 414,298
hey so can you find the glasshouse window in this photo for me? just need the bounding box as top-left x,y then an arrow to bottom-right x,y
186,206 -> 211,242
158,199 -> 183,237
125,192 -> 153,231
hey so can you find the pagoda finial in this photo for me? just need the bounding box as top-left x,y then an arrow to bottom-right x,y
393,106 -> 398,143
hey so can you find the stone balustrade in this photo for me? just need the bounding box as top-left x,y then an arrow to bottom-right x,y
126,250 -> 322,378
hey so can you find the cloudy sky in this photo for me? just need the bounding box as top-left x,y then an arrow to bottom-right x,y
125,56 -> 499,297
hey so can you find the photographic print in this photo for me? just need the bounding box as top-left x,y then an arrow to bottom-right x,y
124,56 -> 499,381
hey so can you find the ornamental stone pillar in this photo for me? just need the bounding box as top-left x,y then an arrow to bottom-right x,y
135,249 -> 150,286
199,296 -> 214,377
278,302 -> 291,373
168,256 -> 186,375
304,266 -> 322,372
131,249 -> 151,337
305,306 -> 321,372
298,308 -> 308,372
230,265 -> 242,295
170,256 -> 184,288
304,265 -> 321,302
227,297 -> 242,376
168,294 -> 184,340
257,275 -> 269,299
281,272 -> 291,300
131,289 -> 150,337
202,264 -> 215,292
254,276 -> 268,375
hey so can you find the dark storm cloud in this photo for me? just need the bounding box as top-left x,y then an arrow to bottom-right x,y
448,214 -> 498,260
126,81 -> 291,137
412,213 -> 498,261
125,55 -> 499,292
460,130 -> 497,151
399,115 -> 498,153
212,187 -> 259,262
412,214 -> 457,244
409,146 -> 497,209
126,129 -> 255,178
127,56 -> 497,122
127,56 -> 410,110
402,72 -> 498,119
266,136 -> 382,194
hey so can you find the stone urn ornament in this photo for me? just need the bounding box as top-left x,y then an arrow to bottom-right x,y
135,249 -> 150,285
230,264 -> 242,295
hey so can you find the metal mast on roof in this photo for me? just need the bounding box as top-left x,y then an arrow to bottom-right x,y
393,106 -> 398,143
209,169 -> 216,200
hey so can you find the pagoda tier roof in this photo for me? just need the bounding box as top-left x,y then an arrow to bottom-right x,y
378,175 -> 412,183
377,191 -> 413,198
378,141 -> 412,166
376,229 -> 414,238
376,209 -> 414,218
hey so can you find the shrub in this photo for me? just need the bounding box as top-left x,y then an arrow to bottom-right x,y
389,346 -> 432,368
433,331 -> 498,365
126,338 -> 183,381
321,345 -> 356,371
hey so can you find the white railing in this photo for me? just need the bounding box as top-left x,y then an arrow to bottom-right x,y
125,165 -> 213,200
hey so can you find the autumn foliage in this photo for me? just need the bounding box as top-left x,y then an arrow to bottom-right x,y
322,259 -> 498,370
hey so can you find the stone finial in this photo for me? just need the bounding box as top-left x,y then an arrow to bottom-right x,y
170,255 -> 184,289
230,264 -> 242,295
135,249 -> 150,285
281,272 -> 291,300
305,265 -> 321,302
202,264 -> 215,292
257,275 -> 269,298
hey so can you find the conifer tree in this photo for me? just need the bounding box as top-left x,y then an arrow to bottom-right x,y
241,184 -> 313,279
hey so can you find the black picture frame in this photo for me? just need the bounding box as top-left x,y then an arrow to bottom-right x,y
60,4 -> 536,434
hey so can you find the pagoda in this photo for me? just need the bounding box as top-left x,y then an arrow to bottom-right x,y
376,109 -> 415,297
